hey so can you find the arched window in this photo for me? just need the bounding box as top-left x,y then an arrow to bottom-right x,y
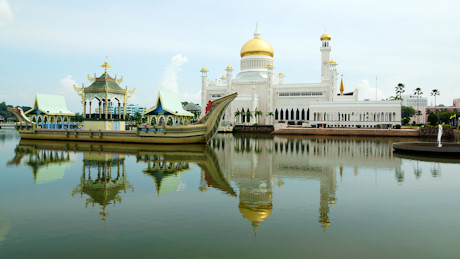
296,109 -> 299,120
280,109 -> 284,120
151,117 -> 157,125
285,109 -> 289,120
159,117 -> 165,126
301,109 -> 305,120
241,108 -> 246,123
307,109 -> 310,120
275,109 -> 279,120
291,109 -> 294,120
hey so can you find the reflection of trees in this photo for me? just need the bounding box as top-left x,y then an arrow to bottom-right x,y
395,168 -> 405,183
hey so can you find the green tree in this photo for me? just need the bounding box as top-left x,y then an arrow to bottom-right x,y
427,112 -> 438,125
395,83 -> 405,100
234,110 -> 241,124
431,89 -> 440,124
133,112 -> 142,124
266,111 -> 274,124
414,87 -> 423,123
401,106 -> 416,119
254,110 -> 263,124
246,111 -> 253,123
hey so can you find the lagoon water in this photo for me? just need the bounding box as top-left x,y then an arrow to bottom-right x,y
1,128 -> 459,258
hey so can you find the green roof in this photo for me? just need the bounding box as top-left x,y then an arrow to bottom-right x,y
87,73 -> 123,90
25,93 -> 74,115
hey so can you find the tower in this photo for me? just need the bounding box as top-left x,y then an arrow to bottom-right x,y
320,32 -> 332,82
200,66 -> 208,118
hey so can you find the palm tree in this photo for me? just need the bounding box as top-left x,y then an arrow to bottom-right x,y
254,110 -> 263,124
414,87 -> 423,123
266,112 -> 274,124
431,89 -> 440,123
246,111 -> 253,124
395,83 -> 405,100
234,110 -> 241,124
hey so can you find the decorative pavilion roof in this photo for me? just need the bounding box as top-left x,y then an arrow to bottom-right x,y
144,91 -> 194,117
87,73 -> 123,90
25,93 -> 74,116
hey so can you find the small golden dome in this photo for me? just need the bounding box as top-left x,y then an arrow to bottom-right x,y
221,75 -> 227,79
329,60 -> 336,64
279,72 -> 284,76
227,65 -> 232,69
239,202 -> 273,223
267,63 -> 273,67
241,37 -> 274,58
252,85 -> 256,89
201,66 -> 207,71
320,33 -> 331,41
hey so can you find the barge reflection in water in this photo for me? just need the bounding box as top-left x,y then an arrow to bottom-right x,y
2,130 -> 459,258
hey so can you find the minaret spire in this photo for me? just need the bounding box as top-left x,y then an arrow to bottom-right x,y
254,22 -> 261,38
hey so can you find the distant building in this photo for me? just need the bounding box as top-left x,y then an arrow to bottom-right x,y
421,98 -> 460,124
108,104 -> 146,117
401,95 -> 427,107
183,103 -> 201,121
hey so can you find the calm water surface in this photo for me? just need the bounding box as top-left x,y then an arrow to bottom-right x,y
1,129 -> 459,258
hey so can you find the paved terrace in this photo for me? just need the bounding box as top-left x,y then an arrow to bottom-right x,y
273,127 -> 420,137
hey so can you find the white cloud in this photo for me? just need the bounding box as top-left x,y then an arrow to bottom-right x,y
181,90 -> 201,104
58,75 -> 80,112
159,54 -> 188,93
0,0 -> 14,27
357,79 -> 386,101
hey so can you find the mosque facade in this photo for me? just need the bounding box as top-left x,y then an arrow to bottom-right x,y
201,26 -> 401,128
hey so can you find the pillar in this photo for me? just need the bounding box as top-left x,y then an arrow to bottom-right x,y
89,101 -> 92,119
118,103 -> 121,120
99,101 -> 102,119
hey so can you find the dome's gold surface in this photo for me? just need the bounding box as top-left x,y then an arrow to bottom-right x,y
320,33 -> 331,41
240,37 -> 274,58
267,63 -> 273,67
227,65 -> 233,69
239,203 -> 273,223
221,75 -> 227,79
201,66 -> 207,71
329,59 -> 336,64
279,72 -> 285,76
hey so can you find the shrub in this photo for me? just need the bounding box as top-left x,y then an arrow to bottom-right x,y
356,125 -> 361,128
377,124 -> 381,129
395,124 -> 401,129
252,123 -> 259,126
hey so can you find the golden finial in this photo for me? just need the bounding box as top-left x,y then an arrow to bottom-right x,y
101,56 -> 111,73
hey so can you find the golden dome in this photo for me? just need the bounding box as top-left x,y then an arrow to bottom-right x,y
201,66 -> 207,71
227,65 -> 232,69
239,202 -> 273,223
240,37 -> 274,58
329,59 -> 336,64
320,33 -> 331,41
221,75 -> 227,79
267,63 -> 273,67
279,72 -> 284,76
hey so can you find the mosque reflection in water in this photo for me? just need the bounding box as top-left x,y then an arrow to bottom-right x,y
9,134 -> 441,231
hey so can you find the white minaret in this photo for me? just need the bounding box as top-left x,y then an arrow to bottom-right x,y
224,65 -> 233,125
267,63 -> 275,125
320,32 -> 331,83
200,66 -> 208,118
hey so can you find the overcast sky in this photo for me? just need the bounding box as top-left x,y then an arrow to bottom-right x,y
1,0 -> 459,112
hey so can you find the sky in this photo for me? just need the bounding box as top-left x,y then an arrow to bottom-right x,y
1,0 -> 460,112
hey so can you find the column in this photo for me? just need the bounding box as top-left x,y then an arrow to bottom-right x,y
118,103 -> 121,120
89,101 -> 92,119
99,101 -> 102,119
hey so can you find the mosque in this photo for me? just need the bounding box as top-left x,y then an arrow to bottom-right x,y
201,25 -> 401,128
